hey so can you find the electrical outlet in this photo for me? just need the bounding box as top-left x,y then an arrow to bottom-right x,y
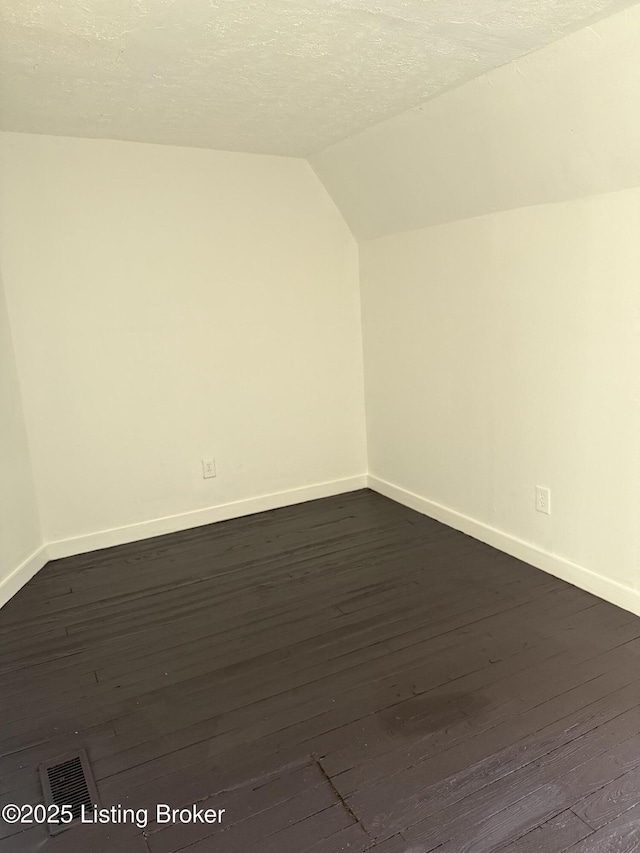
535,486 -> 551,514
202,459 -> 216,479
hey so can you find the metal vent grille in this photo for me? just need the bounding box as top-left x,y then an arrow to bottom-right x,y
39,749 -> 99,835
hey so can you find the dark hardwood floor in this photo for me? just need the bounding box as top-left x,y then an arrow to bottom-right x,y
2,489 -> 640,852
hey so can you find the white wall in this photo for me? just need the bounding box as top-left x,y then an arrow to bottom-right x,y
311,5 -> 640,239
362,190 -> 640,607
0,270 -> 42,589
3,4 -> 639,618
313,4 -> 640,612
0,133 -> 366,549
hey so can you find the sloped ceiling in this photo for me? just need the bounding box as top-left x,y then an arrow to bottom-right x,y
311,5 -> 640,239
0,0 -> 636,156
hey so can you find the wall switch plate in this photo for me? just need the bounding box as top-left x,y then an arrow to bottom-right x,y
536,486 -> 551,514
202,459 -> 216,479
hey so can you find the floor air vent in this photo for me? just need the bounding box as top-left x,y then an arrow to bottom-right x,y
39,749 -> 99,835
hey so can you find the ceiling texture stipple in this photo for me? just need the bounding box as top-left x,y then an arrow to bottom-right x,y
0,0 -> 635,157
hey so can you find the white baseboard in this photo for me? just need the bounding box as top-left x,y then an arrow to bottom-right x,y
46,475 -> 368,561
1,475 -> 366,607
0,546 -> 49,609
368,474 -> 640,619
8,474 -> 637,622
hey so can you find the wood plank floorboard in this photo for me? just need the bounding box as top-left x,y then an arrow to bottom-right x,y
1,489 -> 640,852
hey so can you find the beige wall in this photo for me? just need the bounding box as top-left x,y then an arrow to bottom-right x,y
361,190 -> 640,607
3,4 -> 640,617
0,133 -> 367,547
311,4 -> 640,612
0,270 -> 42,585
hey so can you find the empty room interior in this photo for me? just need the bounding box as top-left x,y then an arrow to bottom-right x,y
3,1 -> 640,851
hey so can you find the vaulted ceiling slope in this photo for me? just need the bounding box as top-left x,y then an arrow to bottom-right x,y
311,4 -> 640,239
0,0 -> 635,157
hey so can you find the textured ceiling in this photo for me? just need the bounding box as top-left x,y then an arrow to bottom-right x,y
311,5 -> 640,238
0,0 -> 635,157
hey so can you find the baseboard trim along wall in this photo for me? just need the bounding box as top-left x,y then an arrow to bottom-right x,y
0,475 -> 367,608
368,474 -> 640,619
0,546 -> 49,609
5,473 -> 638,621
46,475 -> 368,561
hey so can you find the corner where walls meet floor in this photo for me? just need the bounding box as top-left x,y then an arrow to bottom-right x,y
3,476 -> 640,621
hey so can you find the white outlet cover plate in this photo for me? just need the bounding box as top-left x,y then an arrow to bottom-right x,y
535,486 -> 551,514
202,459 -> 216,479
